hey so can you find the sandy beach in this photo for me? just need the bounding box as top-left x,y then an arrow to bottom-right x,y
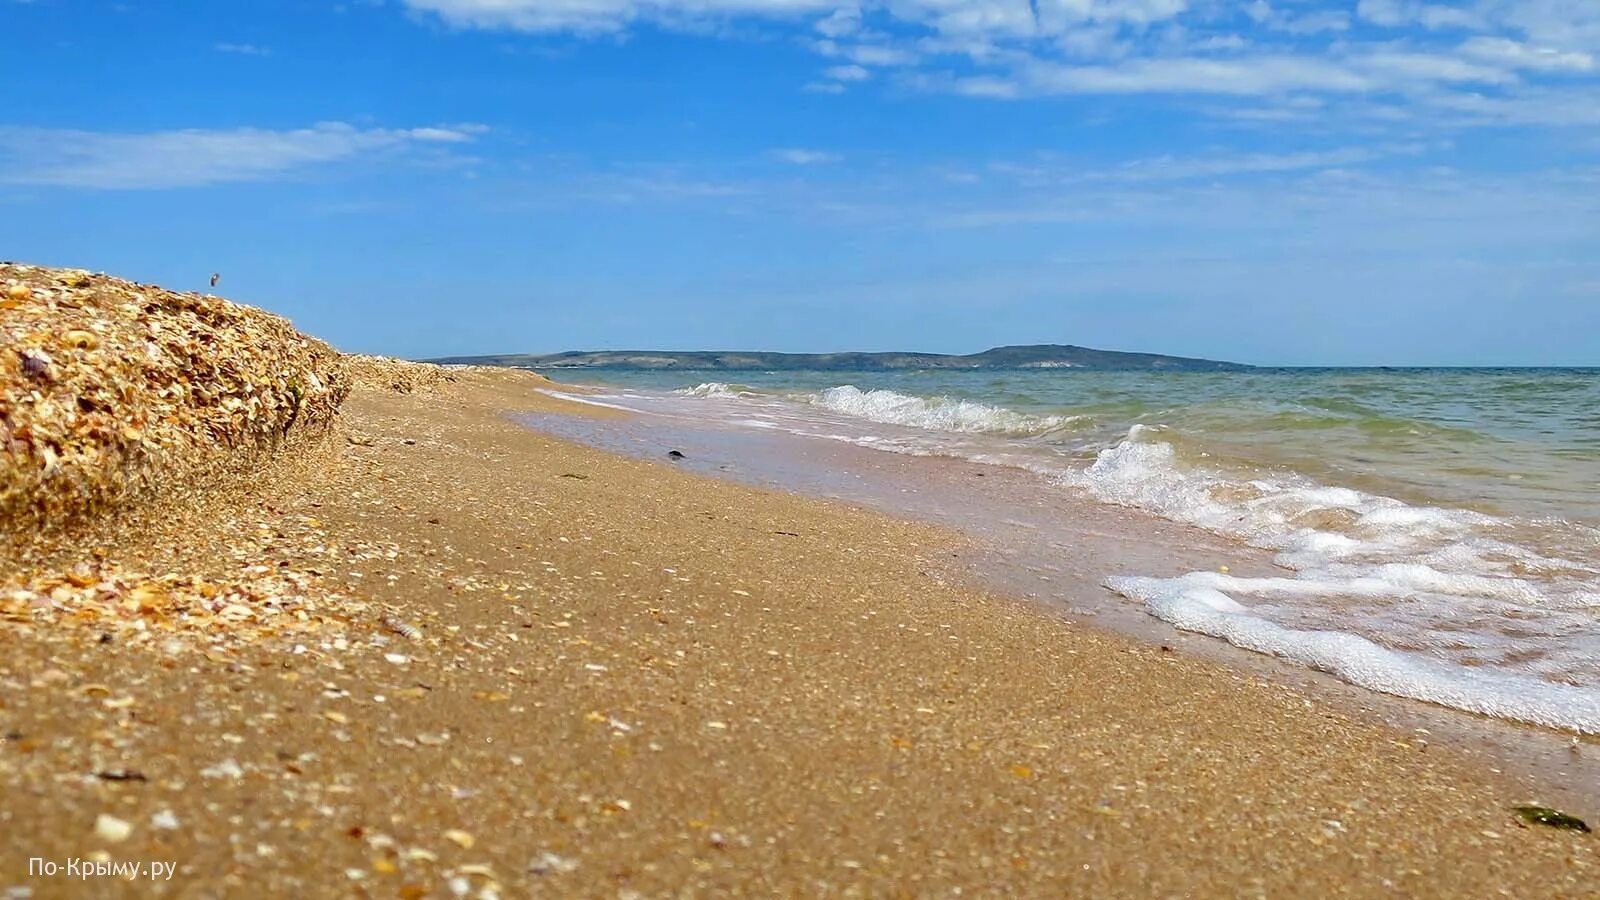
8,0 -> 1599,889
1,267 -> 1594,895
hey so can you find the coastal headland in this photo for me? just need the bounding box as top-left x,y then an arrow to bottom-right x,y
1,264 -> 1593,896
430,344 -> 1250,371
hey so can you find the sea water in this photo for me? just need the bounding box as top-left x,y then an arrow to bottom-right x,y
537,367 -> 1600,733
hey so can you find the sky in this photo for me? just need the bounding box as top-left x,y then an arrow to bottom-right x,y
2,1 -> 1598,366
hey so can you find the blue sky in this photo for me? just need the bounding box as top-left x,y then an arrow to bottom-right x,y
2,1 -> 1598,365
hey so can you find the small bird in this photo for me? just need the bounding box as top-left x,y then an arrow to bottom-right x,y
209,272 -> 220,288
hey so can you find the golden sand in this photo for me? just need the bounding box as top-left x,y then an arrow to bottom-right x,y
0,353 -> 1593,896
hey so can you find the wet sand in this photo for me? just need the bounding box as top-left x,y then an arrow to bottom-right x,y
522,392 -> 1600,821
1,368 -> 1594,897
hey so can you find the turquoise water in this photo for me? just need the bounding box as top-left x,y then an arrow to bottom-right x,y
562,367 -> 1600,526
541,367 -> 1600,730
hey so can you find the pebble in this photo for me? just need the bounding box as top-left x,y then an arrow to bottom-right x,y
94,814 -> 133,843
528,852 -> 579,875
200,759 -> 244,780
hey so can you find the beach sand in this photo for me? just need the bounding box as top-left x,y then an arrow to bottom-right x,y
2,365 -> 1593,897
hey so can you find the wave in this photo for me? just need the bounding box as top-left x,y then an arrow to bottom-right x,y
1078,427 -> 1600,731
1107,572 -> 1600,732
806,386 -> 1083,437
674,382 -> 759,399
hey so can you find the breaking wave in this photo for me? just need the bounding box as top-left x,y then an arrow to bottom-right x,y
806,386 -> 1083,437
674,382 -> 758,399
1079,427 -> 1600,732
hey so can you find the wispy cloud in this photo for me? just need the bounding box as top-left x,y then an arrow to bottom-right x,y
404,0 -> 835,34
214,41 -> 271,56
478,136 -> 1582,237
927,163 -> 1600,231
1355,0 -> 1493,31
0,122 -> 484,189
823,63 -> 870,81
1458,36 -> 1594,73
1248,2 -> 1351,36
1088,145 -> 1425,183
397,0 -> 1600,136
770,147 -> 841,165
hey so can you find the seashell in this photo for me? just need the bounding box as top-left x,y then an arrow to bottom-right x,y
403,848 -> 437,863
19,349 -> 52,380
382,615 -> 421,641
62,329 -> 99,349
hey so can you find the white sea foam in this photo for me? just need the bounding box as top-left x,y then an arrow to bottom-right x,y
1081,427 -> 1600,731
1068,427 -> 1503,550
1107,573 -> 1600,732
675,382 -> 755,399
532,389 -> 637,412
807,386 -> 1081,437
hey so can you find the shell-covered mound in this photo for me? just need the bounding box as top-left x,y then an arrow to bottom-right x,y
343,353 -> 533,394
344,353 -> 464,394
1,263 -> 348,561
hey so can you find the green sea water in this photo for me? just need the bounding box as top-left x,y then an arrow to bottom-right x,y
562,367 -> 1600,525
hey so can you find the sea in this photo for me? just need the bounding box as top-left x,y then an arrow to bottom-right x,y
526,367 -> 1600,735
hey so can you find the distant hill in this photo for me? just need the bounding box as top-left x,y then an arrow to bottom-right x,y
430,344 -> 1249,372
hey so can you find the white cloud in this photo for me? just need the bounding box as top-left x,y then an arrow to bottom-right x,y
977,42 -> 1564,99
1020,55 -> 1373,95
1425,85 -> 1600,125
972,144 -> 1425,189
1280,12 -> 1350,34
396,0 -> 1600,131
0,122 -> 484,189
824,63 -> 872,80
1097,146 -> 1413,182
1242,1 -> 1348,34
398,0 -> 1600,59
1356,0 -> 1486,31
953,75 -> 1021,97
1459,36 -> 1593,72
403,0 -> 1191,38
814,7 -> 860,36
1192,33 -> 1249,52
1355,49 -> 1515,84
770,147 -> 842,164
814,38 -> 920,66
408,124 -> 488,142
1034,0 -> 1188,29
1491,1 -> 1600,52
927,163 -> 1600,232
405,0 -> 836,33
214,42 -> 271,56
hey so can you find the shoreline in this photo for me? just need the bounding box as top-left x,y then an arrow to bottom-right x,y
4,365 -> 1593,895
521,378 -> 1600,820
